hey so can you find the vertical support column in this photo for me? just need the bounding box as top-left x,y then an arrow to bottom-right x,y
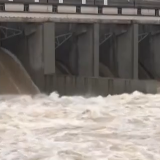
27,24 -> 44,91
132,24 -> 138,79
150,25 -> 160,78
93,23 -> 99,77
138,24 -> 152,79
116,24 -> 138,79
43,22 -> 55,75
77,23 -> 99,77
152,34 -> 160,77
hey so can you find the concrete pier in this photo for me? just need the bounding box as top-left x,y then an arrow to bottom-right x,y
43,22 -> 55,75
150,25 -> 160,79
116,24 -> 138,79
77,23 -> 99,77
99,24 -> 139,79
69,23 -> 99,77
99,24 -> 117,77
138,25 -> 160,79
138,25 -> 152,79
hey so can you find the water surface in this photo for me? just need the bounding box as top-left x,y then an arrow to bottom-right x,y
0,92 -> 160,160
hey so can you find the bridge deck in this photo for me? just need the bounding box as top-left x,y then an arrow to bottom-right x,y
0,12 -> 160,24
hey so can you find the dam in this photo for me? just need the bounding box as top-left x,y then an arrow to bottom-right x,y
0,0 -> 160,95
1,1 -> 160,160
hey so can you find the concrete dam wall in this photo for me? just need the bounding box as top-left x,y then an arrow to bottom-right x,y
0,22 -> 160,95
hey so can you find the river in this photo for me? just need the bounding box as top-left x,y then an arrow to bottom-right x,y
0,91 -> 160,160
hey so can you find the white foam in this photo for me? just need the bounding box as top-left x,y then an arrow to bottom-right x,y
0,91 -> 160,160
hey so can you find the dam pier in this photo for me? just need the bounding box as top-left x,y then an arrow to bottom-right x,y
0,1 -> 160,95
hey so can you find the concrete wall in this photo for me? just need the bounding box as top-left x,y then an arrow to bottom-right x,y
150,25 -> 160,79
99,24 -> 139,79
45,75 -> 159,96
2,22 -> 160,96
116,24 -> 138,79
138,24 -> 160,79
99,24 -> 117,77
69,23 -> 99,77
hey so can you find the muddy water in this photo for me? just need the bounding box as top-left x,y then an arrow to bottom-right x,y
0,48 -> 39,94
0,92 -> 160,160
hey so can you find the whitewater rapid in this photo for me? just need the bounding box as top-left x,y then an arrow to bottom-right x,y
0,91 -> 160,160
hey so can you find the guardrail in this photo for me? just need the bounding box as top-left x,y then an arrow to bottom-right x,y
1,3 -> 160,16
1,0 -> 160,9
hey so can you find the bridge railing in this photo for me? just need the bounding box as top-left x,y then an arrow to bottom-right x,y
0,0 -> 159,9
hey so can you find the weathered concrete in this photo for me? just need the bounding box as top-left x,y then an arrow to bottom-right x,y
1,12 -> 160,24
99,24 -> 139,79
45,75 -> 160,96
55,23 -> 74,75
76,23 -> 99,77
138,25 -> 160,79
43,22 -> 55,75
2,22 -> 55,91
69,23 -> 99,77
138,25 -> 152,79
150,25 -> 160,79
99,24 -> 117,77
116,24 -> 138,79
2,23 -> 42,90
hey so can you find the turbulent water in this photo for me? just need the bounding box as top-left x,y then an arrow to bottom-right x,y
0,92 -> 160,160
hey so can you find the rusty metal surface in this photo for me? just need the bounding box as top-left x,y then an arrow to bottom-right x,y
44,75 -> 159,96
